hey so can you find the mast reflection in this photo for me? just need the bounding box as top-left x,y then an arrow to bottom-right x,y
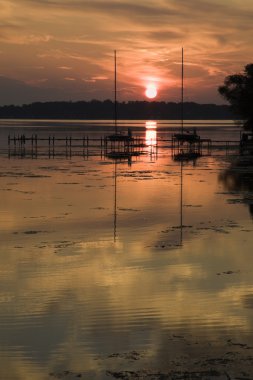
113,160 -> 117,242
145,121 -> 157,159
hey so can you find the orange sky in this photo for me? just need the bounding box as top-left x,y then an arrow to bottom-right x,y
0,0 -> 253,105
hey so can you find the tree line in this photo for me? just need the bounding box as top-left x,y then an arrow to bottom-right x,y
0,100 -> 233,120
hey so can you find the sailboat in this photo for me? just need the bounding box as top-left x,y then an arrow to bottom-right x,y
173,48 -> 200,144
106,50 -> 143,160
108,50 -> 133,142
172,48 -> 202,161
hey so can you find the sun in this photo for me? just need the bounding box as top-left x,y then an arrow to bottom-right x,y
145,84 -> 157,99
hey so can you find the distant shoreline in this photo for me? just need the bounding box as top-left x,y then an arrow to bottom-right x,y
0,100 -> 237,120
0,117 -> 237,120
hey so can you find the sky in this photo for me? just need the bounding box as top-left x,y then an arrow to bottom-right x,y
0,0 -> 253,105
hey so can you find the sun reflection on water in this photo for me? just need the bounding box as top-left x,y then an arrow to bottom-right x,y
145,120 -> 157,146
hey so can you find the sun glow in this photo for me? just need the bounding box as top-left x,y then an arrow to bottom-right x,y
145,84 -> 157,99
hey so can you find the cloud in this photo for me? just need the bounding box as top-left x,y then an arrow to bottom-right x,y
0,76 -> 86,104
0,28 -> 52,45
91,76 -> 108,80
147,30 -> 185,41
82,79 -> 96,83
57,66 -> 72,70
0,0 -> 253,103
25,78 -> 48,85
0,76 -> 55,104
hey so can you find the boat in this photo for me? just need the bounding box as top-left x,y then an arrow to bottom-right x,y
172,48 -> 202,165
106,51 -> 139,160
107,50 -> 133,142
173,48 -> 200,144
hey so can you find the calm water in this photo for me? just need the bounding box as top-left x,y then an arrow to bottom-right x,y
1,120 -> 253,379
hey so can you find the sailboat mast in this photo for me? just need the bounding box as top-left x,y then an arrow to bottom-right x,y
114,50 -> 117,134
181,47 -> 184,135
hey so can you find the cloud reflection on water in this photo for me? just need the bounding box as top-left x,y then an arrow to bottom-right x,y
1,141 -> 253,378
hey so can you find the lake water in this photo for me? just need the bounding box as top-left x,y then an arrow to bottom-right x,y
1,120 -> 253,380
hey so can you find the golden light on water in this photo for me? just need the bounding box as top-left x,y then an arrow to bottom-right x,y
146,121 -> 157,129
145,120 -> 157,146
146,130 -> 157,145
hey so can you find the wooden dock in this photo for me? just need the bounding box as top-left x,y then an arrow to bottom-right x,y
7,134 -> 240,160
7,134 -> 147,159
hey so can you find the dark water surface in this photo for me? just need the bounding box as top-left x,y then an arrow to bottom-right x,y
1,120 -> 253,379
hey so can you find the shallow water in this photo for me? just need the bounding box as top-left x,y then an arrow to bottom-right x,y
1,120 -> 253,379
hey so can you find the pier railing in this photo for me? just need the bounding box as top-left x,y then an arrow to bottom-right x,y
7,134 -> 240,159
7,134 -> 149,159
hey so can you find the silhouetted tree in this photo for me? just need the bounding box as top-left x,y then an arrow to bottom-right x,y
218,64 -> 253,130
